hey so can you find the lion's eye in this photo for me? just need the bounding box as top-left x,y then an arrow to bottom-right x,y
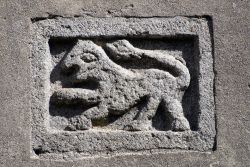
81,53 -> 97,63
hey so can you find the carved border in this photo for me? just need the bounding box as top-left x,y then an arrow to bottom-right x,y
30,16 -> 215,160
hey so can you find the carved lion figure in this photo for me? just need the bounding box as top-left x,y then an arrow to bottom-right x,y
51,39 -> 191,131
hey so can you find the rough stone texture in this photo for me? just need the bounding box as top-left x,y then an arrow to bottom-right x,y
30,17 -> 214,160
0,0 -> 249,166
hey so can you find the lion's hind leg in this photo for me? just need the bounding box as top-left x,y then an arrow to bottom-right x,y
163,98 -> 190,131
123,96 -> 160,131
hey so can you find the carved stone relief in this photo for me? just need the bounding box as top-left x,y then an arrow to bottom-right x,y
50,39 -> 190,132
31,17 -> 215,160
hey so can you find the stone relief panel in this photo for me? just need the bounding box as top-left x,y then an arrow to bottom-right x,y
50,39 -> 190,132
31,17 -> 215,160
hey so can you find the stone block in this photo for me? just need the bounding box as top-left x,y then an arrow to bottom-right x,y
31,17 -> 215,160
0,0 -> 249,166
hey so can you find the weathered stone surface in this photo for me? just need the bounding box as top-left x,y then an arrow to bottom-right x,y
0,0 -> 249,166
30,17 -> 215,160
51,39 -> 191,131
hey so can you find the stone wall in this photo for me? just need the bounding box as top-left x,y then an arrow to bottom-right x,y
0,0 -> 249,166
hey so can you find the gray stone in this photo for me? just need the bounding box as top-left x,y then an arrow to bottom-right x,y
30,17 -> 215,160
0,0 -> 249,166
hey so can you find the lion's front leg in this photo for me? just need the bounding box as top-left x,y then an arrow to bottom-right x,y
50,88 -> 102,130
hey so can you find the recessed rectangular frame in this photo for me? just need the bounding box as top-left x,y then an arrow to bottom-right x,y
31,16 -> 215,160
